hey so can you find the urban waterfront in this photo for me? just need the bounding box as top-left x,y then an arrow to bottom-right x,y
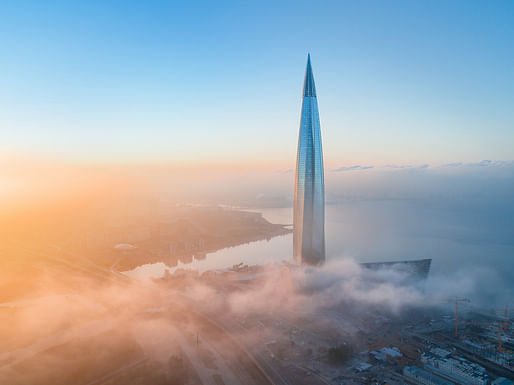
126,201 -> 514,300
2,1 -> 514,383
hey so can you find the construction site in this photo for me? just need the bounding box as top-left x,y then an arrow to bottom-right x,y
153,262 -> 514,385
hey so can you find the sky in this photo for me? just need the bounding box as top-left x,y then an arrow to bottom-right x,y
1,0 -> 513,168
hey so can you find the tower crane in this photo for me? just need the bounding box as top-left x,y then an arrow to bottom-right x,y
494,306 -> 514,333
443,297 -> 470,336
459,319 -> 513,353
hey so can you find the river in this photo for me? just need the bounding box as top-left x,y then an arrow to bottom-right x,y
125,199 -> 514,299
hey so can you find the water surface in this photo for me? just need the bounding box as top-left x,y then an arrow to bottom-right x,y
125,200 -> 514,299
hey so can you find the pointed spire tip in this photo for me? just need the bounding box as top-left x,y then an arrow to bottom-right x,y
303,54 -> 316,97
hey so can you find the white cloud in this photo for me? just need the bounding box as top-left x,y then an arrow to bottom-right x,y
334,165 -> 374,172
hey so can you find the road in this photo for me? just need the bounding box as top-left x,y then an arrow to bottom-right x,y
168,299 -> 275,385
83,357 -> 148,385
0,318 -> 114,371
174,285 -> 335,385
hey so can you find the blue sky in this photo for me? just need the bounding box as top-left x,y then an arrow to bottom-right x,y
1,1 -> 513,167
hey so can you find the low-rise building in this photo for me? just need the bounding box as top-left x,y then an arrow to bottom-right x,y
421,349 -> 488,385
370,346 -> 403,362
403,366 -> 455,385
492,378 -> 514,385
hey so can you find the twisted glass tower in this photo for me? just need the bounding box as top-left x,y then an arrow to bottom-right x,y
293,54 -> 325,266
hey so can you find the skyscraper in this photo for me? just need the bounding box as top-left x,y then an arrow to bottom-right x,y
293,54 -> 325,266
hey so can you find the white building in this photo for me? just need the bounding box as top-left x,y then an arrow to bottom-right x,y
422,349 -> 488,385
403,366 -> 454,385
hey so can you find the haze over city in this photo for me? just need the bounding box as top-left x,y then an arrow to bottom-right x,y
1,1 -> 513,385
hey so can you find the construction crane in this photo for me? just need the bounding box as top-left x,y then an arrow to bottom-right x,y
459,320 -> 513,353
493,306 -> 514,351
456,304 -> 514,353
494,306 -> 514,333
443,297 -> 470,337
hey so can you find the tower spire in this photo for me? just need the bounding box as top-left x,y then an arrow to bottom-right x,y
303,54 -> 316,97
294,54 -> 325,266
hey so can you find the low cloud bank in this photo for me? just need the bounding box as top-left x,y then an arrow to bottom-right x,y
217,258 -> 510,320
1,255 -> 510,384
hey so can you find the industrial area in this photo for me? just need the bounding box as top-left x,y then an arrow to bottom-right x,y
157,262 -> 514,385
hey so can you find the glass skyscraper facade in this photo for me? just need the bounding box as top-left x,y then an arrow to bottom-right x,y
293,55 -> 325,266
